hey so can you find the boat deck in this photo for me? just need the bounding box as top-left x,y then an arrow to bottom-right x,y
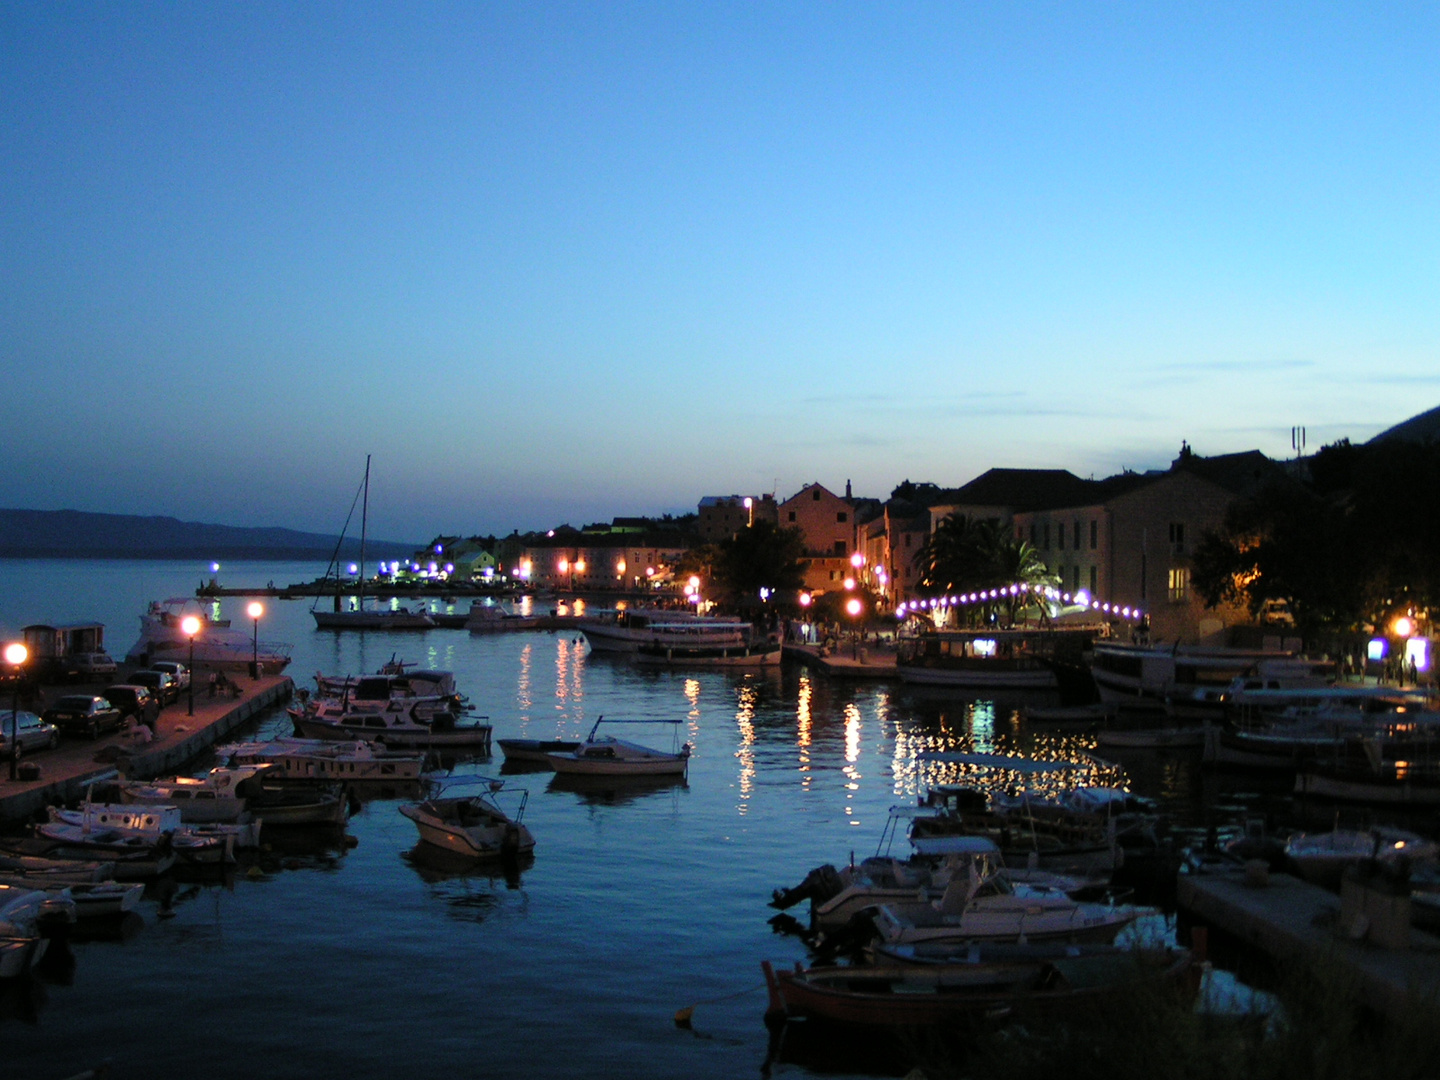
0,675 -> 293,825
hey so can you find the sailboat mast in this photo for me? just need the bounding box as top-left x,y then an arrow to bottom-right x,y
359,454 -> 370,609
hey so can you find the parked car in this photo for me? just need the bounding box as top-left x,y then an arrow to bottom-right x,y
0,710 -> 59,758
148,661 -> 190,691
73,652 -> 118,679
103,684 -> 160,727
43,695 -> 125,739
126,670 -> 178,706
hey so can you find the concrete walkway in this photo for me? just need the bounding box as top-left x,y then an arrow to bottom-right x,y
1178,867 -> 1440,1022
783,642 -> 899,680
0,674 -> 293,825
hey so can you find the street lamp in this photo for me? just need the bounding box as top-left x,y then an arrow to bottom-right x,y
247,601 -> 264,679
743,496 -> 754,527
5,642 -> 27,782
180,615 -> 201,716
845,597 -> 864,660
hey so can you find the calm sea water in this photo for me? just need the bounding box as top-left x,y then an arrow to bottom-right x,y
1,560 -> 1215,1079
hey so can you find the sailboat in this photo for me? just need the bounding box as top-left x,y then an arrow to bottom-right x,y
312,456 -> 435,631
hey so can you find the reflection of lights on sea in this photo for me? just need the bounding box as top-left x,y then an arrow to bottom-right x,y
844,703 -> 863,826
970,700 -> 996,753
734,684 -> 757,808
515,643 -> 533,713
684,678 -> 702,723
795,673 -> 813,790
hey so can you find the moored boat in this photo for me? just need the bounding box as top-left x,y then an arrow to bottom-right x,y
399,780 -> 534,859
497,738 -> 583,765
545,718 -> 690,777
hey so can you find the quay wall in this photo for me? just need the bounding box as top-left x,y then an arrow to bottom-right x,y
0,676 -> 292,826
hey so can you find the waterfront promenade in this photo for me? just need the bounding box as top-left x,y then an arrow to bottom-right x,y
782,641 -> 899,680
0,673 -> 293,825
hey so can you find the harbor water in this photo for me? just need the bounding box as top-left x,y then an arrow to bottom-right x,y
2,560 -> 1220,1079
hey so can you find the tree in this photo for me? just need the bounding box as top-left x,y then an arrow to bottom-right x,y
912,513 -> 1056,627
712,521 -> 806,608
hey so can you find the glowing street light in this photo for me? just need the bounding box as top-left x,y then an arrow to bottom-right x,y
5,642 -> 27,782
247,601 -> 264,680
180,615 -> 201,716
845,597 -> 864,659
1394,615 -> 1416,638
743,496 -> 754,527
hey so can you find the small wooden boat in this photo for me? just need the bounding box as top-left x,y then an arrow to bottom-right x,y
497,738 -> 583,765
545,718 -> 690,777
0,837 -> 176,881
0,875 -> 142,919
762,947 -> 1191,1027
399,780 -> 534,859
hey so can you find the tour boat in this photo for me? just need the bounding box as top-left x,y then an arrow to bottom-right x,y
545,718 -> 690,776
632,640 -> 782,667
896,628 -> 1095,690
576,609 -> 753,654
399,780 -> 535,859
126,598 -> 292,672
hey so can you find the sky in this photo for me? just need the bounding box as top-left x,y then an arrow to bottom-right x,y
2,3 -> 1437,542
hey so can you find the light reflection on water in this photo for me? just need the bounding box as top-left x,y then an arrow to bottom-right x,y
0,560 -> 1217,1080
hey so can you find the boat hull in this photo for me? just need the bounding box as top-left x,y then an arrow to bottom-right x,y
546,753 -> 688,777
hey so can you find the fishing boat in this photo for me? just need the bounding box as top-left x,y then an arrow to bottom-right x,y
761,947 -> 1190,1027
399,779 -> 534,859
497,738 -> 583,765
118,765 -> 270,824
41,802 -> 260,864
545,718 -> 690,777
125,598 -> 292,672
312,456 -> 436,631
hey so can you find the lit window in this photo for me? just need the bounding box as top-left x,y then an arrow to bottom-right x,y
1168,567 -> 1189,603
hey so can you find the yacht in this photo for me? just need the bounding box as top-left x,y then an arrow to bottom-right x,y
126,598 -> 292,672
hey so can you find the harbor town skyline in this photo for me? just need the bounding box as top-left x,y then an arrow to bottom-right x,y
4,5 -> 1438,539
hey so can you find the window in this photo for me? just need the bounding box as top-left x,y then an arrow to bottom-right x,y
1141,554 -> 1147,600
1169,522 -> 1185,552
903,534 -> 911,548
1090,520 -> 1098,549
1168,567 -> 1189,603
1073,521 -> 1081,549
788,511 -> 796,522
812,490 -> 821,501
833,540 -> 847,556
836,512 -> 847,523
1043,523 -> 1050,550
1029,523 -> 1037,545
1057,523 -> 1065,550
1074,565 -> 1082,591
1090,566 -> 1097,592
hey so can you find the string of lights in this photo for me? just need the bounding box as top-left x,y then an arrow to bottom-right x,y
895,583 -> 1146,622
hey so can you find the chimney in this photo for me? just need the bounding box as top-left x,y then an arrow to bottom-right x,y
845,479 -> 852,500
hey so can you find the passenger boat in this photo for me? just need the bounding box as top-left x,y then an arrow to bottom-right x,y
1089,641 -> 1294,709
546,718 -> 690,776
125,598 -> 292,672
497,738 -> 583,765
219,737 -> 426,783
577,609 -> 753,654
896,628 -> 1094,690
761,947 -> 1190,1027
399,779 -> 535,859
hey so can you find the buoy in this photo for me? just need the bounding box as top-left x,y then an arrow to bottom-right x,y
673,1006 -> 694,1028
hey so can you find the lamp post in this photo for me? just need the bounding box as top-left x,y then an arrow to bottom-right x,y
846,597 -> 864,660
247,601 -> 264,680
5,643 -> 27,782
180,615 -> 201,716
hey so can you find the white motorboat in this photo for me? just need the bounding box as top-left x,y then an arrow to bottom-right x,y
219,736 -> 426,782
126,598 -> 292,672
1089,641 -> 1295,708
869,859 -> 1145,947
545,718 -> 690,776
399,780 -> 535,859
1284,827 -> 1437,889
313,665 -> 459,702
577,609 -> 753,654
0,874 -> 142,919
466,604 -> 542,633
119,765 -> 270,823
42,802 -> 260,863
291,701 -> 492,749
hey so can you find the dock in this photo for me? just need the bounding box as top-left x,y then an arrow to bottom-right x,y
0,675 -> 293,825
1177,868 -> 1440,1021
783,642 -> 899,680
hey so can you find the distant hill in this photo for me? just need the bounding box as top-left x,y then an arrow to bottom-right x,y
1370,403 -> 1440,445
0,508 -> 419,561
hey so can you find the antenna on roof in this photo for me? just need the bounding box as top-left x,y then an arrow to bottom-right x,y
1291,426 -> 1306,457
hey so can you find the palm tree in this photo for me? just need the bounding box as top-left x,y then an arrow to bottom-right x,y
914,514 -> 1058,627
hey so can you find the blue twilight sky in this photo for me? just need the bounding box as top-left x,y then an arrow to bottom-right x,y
2,3 -> 1437,541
